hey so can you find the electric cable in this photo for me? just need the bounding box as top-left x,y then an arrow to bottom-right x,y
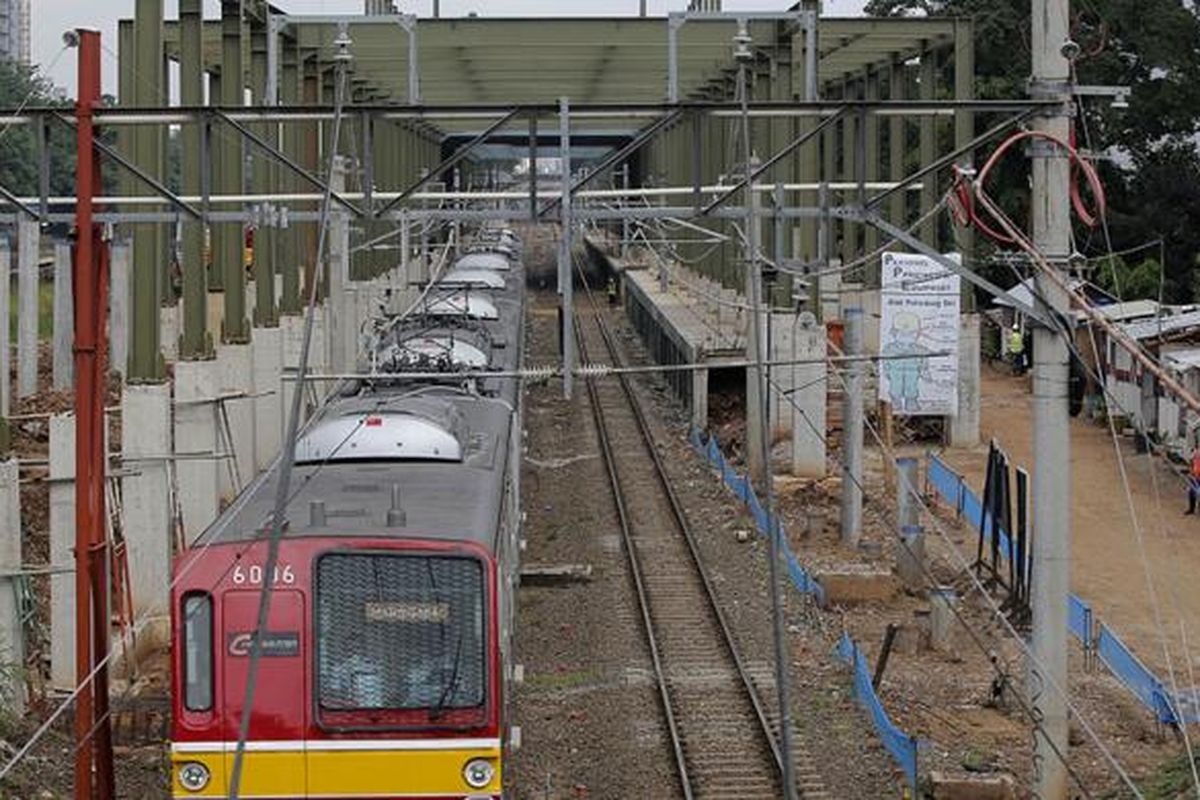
227,35 -> 352,798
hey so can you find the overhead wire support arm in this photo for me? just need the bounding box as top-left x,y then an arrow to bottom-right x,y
213,108 -> 363,218
697,107 -> 846,218
865,106 -> 1043,212
538,107 -> 686,218
376,106 -> 522,218
0,181 -> 40,220
49,110 -> 203,220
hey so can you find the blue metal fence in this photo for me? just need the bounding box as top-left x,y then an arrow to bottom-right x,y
1068,594 -> 1093,652
836,632 -> 919,790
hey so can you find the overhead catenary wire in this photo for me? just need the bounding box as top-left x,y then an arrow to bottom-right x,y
227,32 -> 353,799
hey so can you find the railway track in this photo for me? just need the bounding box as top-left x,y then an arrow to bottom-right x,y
573,275 -> 828,800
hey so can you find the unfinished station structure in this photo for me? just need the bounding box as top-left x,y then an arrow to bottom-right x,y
0,0 -> 1088,796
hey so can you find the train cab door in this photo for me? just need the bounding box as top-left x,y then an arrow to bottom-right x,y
220,589 -> 308,797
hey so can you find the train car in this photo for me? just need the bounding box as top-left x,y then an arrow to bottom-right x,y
169,232 -> 525,800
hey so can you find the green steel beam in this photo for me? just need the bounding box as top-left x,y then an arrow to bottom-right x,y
220,0 -> 248,343
863,64 -> 881,286
179,0 -> 209,359
954,18 -> 975,311
130,0 -> 165,381
251,17 -> 277,326
919,45 -> 938,249
888,57 -> 907,238
279,37 -> 302,313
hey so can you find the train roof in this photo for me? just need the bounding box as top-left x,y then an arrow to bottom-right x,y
192,390 -> 513,551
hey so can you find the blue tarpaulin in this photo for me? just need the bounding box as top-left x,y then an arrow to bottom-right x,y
836,633 -> 919,789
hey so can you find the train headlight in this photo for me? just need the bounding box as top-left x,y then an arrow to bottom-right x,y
178,761 -> 211,792
463,758 -> 495,789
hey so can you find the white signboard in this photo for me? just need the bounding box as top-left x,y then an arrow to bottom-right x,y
878,252 -> 961,416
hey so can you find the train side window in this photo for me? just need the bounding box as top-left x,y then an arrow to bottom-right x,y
182,593 -> 213,712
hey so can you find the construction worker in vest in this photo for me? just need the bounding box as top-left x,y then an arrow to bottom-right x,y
1009,323 -> 1025,375
1187,441 -> 1200,514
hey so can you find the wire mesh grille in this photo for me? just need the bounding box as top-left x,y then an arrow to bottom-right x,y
316,553 -> 485,713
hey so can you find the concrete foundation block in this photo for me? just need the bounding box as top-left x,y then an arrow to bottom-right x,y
206,291 -> 224,345
174,359 -> 221,543
16,218 -> 38,398
252,326 -> 283,473
691,367 -> 709,430
120,384 -> 172,647
929,772 -> 1016,800
159,302 -> 181,364
52,242 -> 73,391
814,569 -> 899,607
109,240 -> 130,378
0,459 -> 25,714
216,343 -> 255,501
48,413 -> 76,690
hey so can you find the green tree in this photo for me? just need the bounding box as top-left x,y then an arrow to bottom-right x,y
865,0 -> 1200,302
0,58 -> 117,206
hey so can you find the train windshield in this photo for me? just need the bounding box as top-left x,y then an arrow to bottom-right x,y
316,553 -> 486,721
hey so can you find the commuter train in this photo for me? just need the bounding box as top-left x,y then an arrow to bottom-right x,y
169,225 -> 526,799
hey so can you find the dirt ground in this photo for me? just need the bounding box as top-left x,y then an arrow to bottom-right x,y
939,367 -> 1200,691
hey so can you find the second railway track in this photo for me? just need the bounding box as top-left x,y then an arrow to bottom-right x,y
573,272 -> 828,800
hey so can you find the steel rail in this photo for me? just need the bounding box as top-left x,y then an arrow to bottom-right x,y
573,314 -> 693,798
573,264 -> 788,796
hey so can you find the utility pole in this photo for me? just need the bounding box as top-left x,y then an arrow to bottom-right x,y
1029,0 -> 1071,797
736,24 -> 797,800
559,97 -> 574,401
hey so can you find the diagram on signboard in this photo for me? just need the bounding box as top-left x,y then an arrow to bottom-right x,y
878,252 -> 961,416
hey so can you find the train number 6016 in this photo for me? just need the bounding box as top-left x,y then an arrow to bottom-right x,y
231,564 -> 296,586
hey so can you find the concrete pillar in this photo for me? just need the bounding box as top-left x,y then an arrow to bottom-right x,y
174,360 -> 220,542
691,366 -> 709,430
159,301 -> 180,363
280,313 -> 305,438
48,413 -> 75,690
216,342 -> 255,500
0,241 -> 11,418
955,19 -> 977,312
16,217 -> 38,398
895,457 -> 925,591
949,313 -> 982,447
120,384 -> 172,646
840,308 -> 864,546
930,586 -> 960,653
768,311 -> 796,437
52,242 -> 73,391
252,325 -> 283,472
0,458 -> 25,715
790,313 -> 826,478
109,239 -> 131,380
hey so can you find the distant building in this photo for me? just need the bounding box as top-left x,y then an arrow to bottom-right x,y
0,0 -> 29,67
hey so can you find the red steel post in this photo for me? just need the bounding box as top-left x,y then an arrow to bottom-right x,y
72,28 -> 110,800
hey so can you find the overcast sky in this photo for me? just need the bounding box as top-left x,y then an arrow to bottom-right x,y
33,0 -> 867,96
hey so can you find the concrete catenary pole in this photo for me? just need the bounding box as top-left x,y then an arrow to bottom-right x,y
840,307 -> 864,545
1030,0 -> 1072,796
559,97 -> 574,401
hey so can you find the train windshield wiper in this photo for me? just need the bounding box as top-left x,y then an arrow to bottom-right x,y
429,623 -> 465,720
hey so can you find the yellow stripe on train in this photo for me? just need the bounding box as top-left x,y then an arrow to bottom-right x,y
170,741 -> 502,798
